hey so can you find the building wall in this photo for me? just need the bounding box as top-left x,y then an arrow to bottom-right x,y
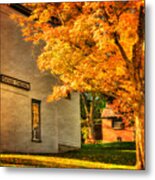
0,5 -> 80,153
56,93 -> 81,149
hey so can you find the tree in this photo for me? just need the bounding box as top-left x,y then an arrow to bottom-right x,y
11,0 -> 145,169
80,92 -> 106,143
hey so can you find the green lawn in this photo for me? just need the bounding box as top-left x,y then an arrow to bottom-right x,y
53,142 -> 136,166
0,142 -> 136,169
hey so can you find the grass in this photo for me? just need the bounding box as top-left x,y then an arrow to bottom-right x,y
52,142 -> 136,166
0,142 -> 136,169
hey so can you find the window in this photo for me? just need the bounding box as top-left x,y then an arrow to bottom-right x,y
112,117 -> 125,130
32,99 -> 41,142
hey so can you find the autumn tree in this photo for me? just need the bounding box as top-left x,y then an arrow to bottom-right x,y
11,0 -> 145,169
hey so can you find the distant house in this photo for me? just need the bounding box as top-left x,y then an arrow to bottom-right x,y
0,4 -> 81,154
82,101 -> 135,143
101,103 -> 135,142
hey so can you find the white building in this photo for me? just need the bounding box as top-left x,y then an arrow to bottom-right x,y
0,4 -> 81,154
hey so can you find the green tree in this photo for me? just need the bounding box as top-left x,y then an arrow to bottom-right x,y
80,92 -> 106,142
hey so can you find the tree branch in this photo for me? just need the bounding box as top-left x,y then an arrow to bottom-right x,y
131,5 -> 145,91
114,32 -> 131,67
81,93 -> 89,118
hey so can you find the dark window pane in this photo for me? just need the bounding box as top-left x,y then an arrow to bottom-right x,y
112,117 -> 124,130
32,99 -> 41,142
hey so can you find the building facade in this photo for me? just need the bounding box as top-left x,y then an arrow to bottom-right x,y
0,5 -> 81,154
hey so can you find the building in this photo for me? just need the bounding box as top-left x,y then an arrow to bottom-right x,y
0,4 -> 81,154
101,103 -> 135,142
88,104 -> 135,143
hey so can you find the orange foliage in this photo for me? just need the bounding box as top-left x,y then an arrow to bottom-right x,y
11,1 -> 144,121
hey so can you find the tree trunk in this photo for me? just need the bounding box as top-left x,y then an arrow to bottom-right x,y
135,103 -> 145,169
133,5 -> 145,170
87,118 -> 95,143
88,93 -> 95,143
81,93 -> 95,143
